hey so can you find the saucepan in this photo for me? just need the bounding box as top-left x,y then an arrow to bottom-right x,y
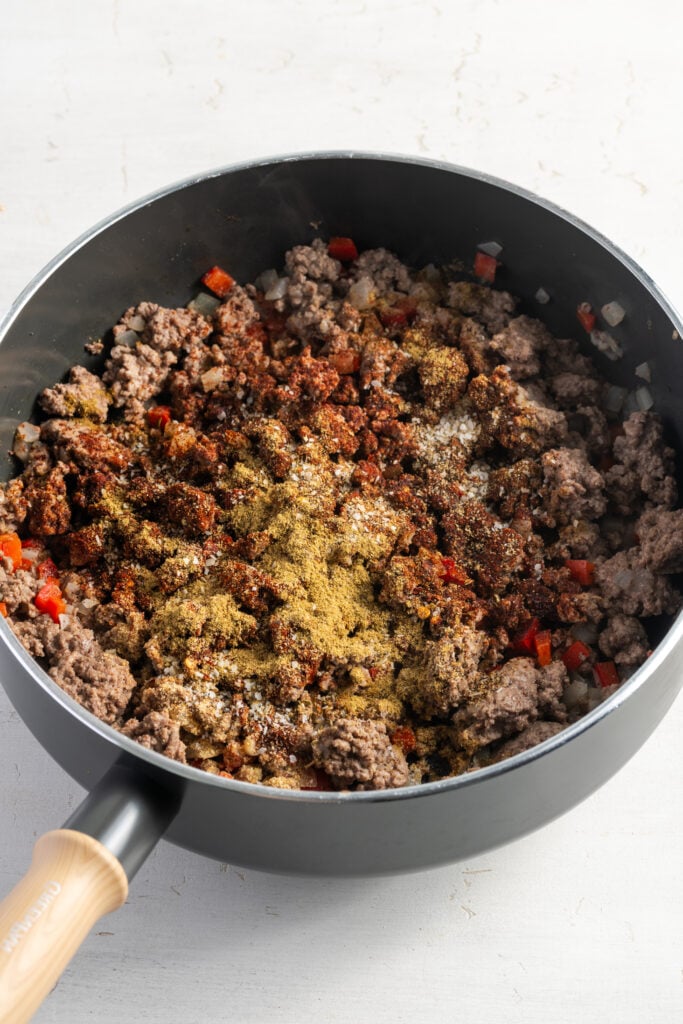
1,153 -> 682,1023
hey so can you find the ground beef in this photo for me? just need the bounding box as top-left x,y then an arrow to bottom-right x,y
543,336 -> 596,376
103,342 -> 179,421
104,303 -> 212,420
120,711 -> 186,762
448,281 -> 517,334
397,626 -> 487,718
100,608 -> 149,662
40,420 -> 132,472
548,371 -> 603,409
599,615 -> 649,667
595,550 -> 680,617
359,335 -> 412,390
540,448 -> 607,526
146,305 -> 211,351
282,240 -> 343,339
10,615 -> 136,724
551,521 -> 605,560
418,346 -> 469,412
635,507 -> 683,573
468,367 -> 568,457
570,405 -> 610,456
0,563 -> 41,615
2,239 -> 681,789
286,238 -> 342,284
0,479 -> 25,533
40,366 -> 110,423
350,248 -> 412,296
213,287 -> 260,338
605,412 -> 677,514
489,315 -> 551,379
452,657 -> 567,751
494,720 -> 566,760
458,317 -> 498,375
312,718 -> 409,790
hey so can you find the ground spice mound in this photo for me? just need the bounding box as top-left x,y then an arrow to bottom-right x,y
2,239 -> 681,790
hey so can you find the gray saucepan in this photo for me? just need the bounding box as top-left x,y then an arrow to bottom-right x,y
1,153 -> 682,1022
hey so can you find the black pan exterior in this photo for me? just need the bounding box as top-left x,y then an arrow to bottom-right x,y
1,154 -> 682,875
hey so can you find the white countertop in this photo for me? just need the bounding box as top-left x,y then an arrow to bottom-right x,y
1,2 -> 682,1021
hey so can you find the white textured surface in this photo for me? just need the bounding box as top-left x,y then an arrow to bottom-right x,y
1,2 -> 683,1021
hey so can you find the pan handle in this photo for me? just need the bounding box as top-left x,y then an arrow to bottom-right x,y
0,762 -> 179,1023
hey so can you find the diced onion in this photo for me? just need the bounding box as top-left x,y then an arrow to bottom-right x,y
586,687 -> 603,710
187,292 -> 221,317
79,597 -> 98,610
20,546 -> 42,563
535,287 -> 550,304
115,329 -> 138,347
201,367 -> 224,392
564,679 -> 588,708
255,269 -> 279,293
601,301 -> 625,327
62,579 -> 81,600
12,422 -> 41,461
589,329 -> 623,361
635,385 -> 654,411
571,621 -> 598,644
635,361 -> 651,382
605,385 -> 627,413
127,314 -> 146,332
477,240 -> 503,258
265,277 -> 288,301
348,276 -> 375,310
58,614 -> 71,629
622,390 -> 640,416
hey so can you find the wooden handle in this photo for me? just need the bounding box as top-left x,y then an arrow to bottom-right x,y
0,829 -> 128,1023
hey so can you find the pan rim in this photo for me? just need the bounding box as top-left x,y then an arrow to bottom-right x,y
2,148 -> 682,804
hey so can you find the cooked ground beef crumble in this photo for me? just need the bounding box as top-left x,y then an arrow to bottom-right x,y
1,238 -> 681,791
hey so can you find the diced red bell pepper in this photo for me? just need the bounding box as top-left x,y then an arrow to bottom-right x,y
390,726 -> 417,754
34,582 -> 67,624
21,539 -> 43,550
576,302 -> 596,333
534,629 -> 553,667
511,617 -> 540,655
201,265 -> 235,298
562,640 -> 592,672
439,557 -> 472,585
301,769 -> 333,791
368,666 -> 380,680
37,558 -> 59,583
378,297 -> 418,327
19,559 -> 34,572
147,405 -> 172,429
474,251 -> 499,283
327,237 -> 358,262
327,350 -> 361,375
0,602 -> 7,617
565,559 -> 595,586
0,532 -> 22,570
594,661 -> 620,688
